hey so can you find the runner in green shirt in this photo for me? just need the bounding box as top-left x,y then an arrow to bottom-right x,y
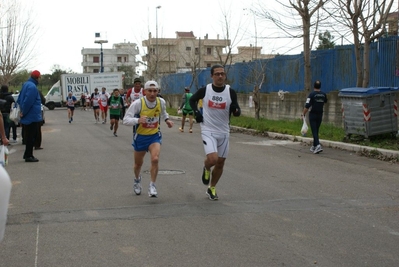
108,88 -> 124,137
178,87 -> 194,133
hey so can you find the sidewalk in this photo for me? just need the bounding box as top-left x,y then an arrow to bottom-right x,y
270,131 -> 399,159
172,116 -> 399,159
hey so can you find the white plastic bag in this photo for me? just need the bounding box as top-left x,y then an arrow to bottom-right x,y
0,145 -> 8,167
301,117 -> 308,136
0,165 -> 12,242
9,103 -> 20,123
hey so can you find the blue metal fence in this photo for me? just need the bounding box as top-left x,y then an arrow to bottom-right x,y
160,36 -> 399,94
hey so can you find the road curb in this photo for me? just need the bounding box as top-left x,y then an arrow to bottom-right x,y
170,116 -> 398,159
231,126 -> 399,159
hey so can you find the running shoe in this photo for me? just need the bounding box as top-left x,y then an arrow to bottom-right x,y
313,144 -> 323,154
202,167 -> 211,185
71,117 -> 73,121
310,146 -> 315,152
206,187 -> 218,200
189,129 -> 193,133
113,132 -> 117,137
148,183 -> 157,197
179,127 -> 184,132
133,176 -> 142,195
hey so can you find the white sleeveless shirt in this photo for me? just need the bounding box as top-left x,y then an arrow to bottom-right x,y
201,84 -> 231,134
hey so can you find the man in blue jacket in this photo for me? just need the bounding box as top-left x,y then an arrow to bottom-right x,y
17,70 -> 43,162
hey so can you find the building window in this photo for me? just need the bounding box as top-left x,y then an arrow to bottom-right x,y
207,48 -> 212,55
117,57 -> 122,62
185,62 -> 191,67
150,48 -> 155,54
186,47 -> 191,51
124,57 -> 128,62
93,56 -> 99,63
195,48 -> 199,55
93,69 -> 99,73
206,63 -> 211,68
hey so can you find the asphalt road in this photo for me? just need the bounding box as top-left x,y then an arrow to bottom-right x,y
1,107 -> 399,267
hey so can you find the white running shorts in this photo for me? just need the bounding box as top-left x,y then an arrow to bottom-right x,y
201,131 -> 229,158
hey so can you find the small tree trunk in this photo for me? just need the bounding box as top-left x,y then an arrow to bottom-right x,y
303,16 -> 312,92
253,85 -> 260,120
353,34 -> 363,87
362,41 -> 370,88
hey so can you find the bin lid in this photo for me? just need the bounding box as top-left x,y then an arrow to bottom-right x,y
339,87 -> 391,96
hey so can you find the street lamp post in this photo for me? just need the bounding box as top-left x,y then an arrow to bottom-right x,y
100,42 -> 104,72
155,5 -> 161,80
94,33 -> 108,73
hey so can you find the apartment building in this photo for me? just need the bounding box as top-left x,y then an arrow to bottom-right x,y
233,46 -> 275,63
387,11 -> 398,36
142,31 -> 230,78
81,42 -> 140,73
141,31 -> 275,79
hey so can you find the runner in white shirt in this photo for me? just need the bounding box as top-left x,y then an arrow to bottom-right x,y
99,87 -> 110,124
85,92 -> 91,110
91,88 -> 101,123
66,92 -> 77,123
126,78 -> 144,106
189,64 -> 241,201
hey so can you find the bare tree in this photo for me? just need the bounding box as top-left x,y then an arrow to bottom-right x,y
255,0 -> 328,91
332,0 -> 394,87
0,0 -> 37,85
216,5 -> 248,76
253,74 -> 265,120
242,60 -> 267,119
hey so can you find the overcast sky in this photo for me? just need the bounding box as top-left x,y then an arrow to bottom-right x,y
21,0 -> 305,74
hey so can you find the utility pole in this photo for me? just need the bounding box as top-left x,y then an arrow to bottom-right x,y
155,6 -> 161,81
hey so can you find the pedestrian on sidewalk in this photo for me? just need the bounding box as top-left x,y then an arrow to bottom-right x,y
17,70 -> 42,162
0,85 -> 15,142
302,80 -> 328,154
34,90 -> 45,150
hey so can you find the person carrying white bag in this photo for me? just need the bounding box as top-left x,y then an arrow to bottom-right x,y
301,80 -> 328,154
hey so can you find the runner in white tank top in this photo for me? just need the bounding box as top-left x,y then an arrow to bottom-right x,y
126,78 -> 144,106
188,64 -> 241,201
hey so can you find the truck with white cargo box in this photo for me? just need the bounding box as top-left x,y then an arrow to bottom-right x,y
45,72 -> 123,110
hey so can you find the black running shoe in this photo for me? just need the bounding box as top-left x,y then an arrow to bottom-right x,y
202,167 -> 210,185
206,187 -> 218,200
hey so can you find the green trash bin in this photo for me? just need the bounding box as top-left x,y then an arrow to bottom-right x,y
338,87 -> 398,138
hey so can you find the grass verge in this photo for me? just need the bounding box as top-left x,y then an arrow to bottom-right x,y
167,107 -> 398,151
